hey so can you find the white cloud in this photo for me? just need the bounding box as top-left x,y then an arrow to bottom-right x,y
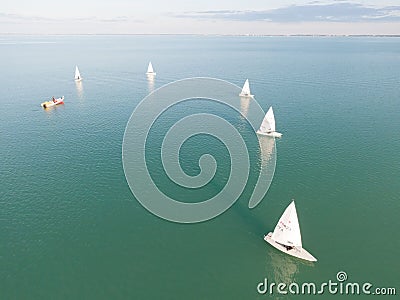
1,1 -> 400,34
176,2 -> 400,23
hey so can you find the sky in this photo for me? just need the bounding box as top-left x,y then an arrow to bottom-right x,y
1,0 -> 400,35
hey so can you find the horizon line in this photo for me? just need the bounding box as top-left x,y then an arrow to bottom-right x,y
1,33 -> 400,37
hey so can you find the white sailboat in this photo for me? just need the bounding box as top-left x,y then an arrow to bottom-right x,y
146,62 -> 156,75
239,79 -> 253,97
74,66 -> 82,81
264,201 -> 317,262
256,106 -> 282,138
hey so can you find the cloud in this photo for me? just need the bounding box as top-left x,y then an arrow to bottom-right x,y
176,2 -> 400,23
0,12 -> 56,22
0,12 -> 142,24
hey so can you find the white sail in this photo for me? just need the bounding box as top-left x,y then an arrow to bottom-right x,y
239,79 -> 252,97
271,201 -> 302,247
75,66 -> 82,81
259,106 -> 275,133
146,62 -> 155,74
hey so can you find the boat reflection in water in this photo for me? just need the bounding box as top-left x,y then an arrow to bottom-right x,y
258,135 -> 275,165
258,250 -> 299,299
147,73 -> 155,93
248,135 -> 276,209
258,247 -> 315,298
239,96 -> 250,118
269,249 -> 299,284
75,80 -> 84,100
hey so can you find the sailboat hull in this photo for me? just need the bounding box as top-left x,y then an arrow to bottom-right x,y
41,97 -> 64,109
256,130 -> 282,138
146,72 -> 156,75
264,232 -> 317,262
239,93 -> 253,98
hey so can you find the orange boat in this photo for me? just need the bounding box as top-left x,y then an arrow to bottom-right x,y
41,96 -> 64,109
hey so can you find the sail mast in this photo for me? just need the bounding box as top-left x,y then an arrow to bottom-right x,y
242,79 -> 250,94
239,79 -> 253,97
148,62 -> 153,73
75,66 -> 81,80
265,107 -> 276,132
146,61 -> 156,75
271,201 -> 302,247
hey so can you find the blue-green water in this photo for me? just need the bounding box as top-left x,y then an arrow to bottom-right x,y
1,35 -> 399,299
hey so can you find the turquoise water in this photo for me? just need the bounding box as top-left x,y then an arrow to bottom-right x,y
1,35 -> 399,299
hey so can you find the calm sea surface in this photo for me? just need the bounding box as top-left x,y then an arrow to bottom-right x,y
1,35 -> 399,299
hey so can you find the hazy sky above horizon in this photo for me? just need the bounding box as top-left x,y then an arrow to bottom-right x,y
1,0 -> 400,35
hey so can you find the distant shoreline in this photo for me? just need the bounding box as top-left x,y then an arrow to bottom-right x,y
1,33 -> 400,38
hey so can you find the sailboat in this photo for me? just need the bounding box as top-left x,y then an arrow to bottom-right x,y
74,66 -> 82,81
239,79 -> 253,97
146,62 -> 156,75
256,106 -> 282,138
264,201 -> 317,262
